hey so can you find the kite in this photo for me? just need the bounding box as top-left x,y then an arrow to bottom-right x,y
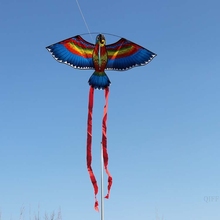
46,33 -> 156,210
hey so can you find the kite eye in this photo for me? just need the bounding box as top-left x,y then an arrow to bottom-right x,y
96,35 -> 100,43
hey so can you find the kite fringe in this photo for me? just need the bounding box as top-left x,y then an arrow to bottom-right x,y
86,86 -> 113,211
102,87 -> 113,199
86,86 -> 99,210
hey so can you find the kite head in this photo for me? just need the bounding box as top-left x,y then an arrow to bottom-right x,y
96,34 -> 106,47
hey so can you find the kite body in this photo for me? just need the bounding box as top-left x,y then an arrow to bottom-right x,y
89,35 -> 110,89
46,33 -> 156,210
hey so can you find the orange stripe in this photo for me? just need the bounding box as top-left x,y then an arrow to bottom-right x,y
60,38 -> 93,58
108,45 -> 140,59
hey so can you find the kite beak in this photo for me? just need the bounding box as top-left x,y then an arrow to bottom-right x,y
99,34 -> 105,45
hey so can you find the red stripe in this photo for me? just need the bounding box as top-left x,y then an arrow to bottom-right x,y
102,87 -> 113,199
87,86 -> 99,211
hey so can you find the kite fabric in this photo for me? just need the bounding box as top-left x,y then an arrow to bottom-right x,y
46,33 -> 157,210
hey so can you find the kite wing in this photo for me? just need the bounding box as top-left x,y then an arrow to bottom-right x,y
106,38 -> 156,71
46,35 -> 95,69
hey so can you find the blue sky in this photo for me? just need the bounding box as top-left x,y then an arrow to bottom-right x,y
0,0 -> 220,219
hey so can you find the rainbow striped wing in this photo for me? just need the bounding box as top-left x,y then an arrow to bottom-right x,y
106,38 -> 156,71
46,35 -> 95,70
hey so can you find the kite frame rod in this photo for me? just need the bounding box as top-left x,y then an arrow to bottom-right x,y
100,142 -> 104,220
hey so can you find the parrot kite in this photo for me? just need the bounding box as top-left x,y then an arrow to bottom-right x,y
46,33 -> 157,210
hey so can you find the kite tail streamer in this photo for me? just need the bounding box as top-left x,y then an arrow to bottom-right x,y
102,87 -> 113,199
87,86 -> 99,211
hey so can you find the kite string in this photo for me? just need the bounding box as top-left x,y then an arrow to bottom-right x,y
75,0 -> 93,41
